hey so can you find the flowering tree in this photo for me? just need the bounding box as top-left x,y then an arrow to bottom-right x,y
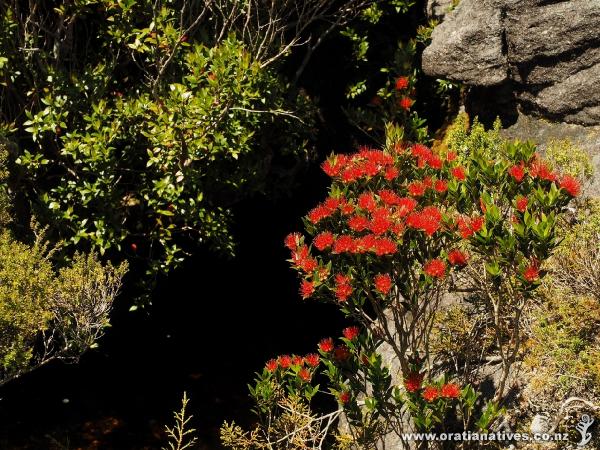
222,122 -> 580,448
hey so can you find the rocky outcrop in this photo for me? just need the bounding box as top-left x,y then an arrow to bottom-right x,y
422,0 -> 600,126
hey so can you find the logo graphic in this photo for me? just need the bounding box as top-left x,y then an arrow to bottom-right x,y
576,414 -> 594,447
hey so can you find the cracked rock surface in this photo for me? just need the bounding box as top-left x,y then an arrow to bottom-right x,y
422,0 -> 600,125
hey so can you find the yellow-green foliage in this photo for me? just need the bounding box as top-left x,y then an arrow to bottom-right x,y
0,231 -> 54,374
545,139 -> 594,180
0,231 -> 127,383
525,199 -> 600,398
444,114 -> 503,158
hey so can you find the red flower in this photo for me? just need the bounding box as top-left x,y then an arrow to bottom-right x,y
451,166 -> 466,181
523,262 -> 539,282
441,383 -> 460,399
322,156 -> 347,177
384,166 -> 400,180
300,280 -> 315,299
332,235 -> 357,254
291,245 -> 317,272
408,181 -> 426,197
314,231 -> 335,251
404,372 -> 424,393
292,355 -> 304,366
358,192 -> 377,211
343,326 -> 360,341
516,196 -> 528,212
428,155 -> 443,170
372,237 -> 397,256
471,216 -> 484,232
374,273 -> 392,295
434,179 -> 448,193
406,206 -> 442,236
339,391 -> 351,404
348,215 -> 370,232
530,159 -> 557,182
319,338 -> 334,353
424,259 -> 446,278
308,205 -> 332,224
334,345 -> 351,361
395,76 -> 409,90
446,151 -> 457,162
335,274 -> 353,302
265,359 -> 278,372
399,96 -> 413,110
298,368 -> 311,382
422,386 -> 439,402
411,144 -> 431,159
397,197 -> 418,217
379,189 -> 402,206
560,175 -> 581,197
278,355 -> 292,369
369,214 -> 392,235
285,232 -> 302,250
304,353 -> 320,367
508,163 -> 525,182
448,249 -> 468,266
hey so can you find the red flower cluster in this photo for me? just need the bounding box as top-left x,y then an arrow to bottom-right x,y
395,76 -> 409,90
523,261 -> 539,282
404,372 -> 424,393
441,383 -> 460,399
343,326 -> 360,340
319,337 -> 334,353
308,197 -> 345,224
321,148 -> 396,183
451,166 -> 466,181
314,231 -> 335,250
304,353 -> 320,367
406,206 -> 443,236
300,280 -> 315,299
335,274 -> 353,302
560,175 -> 580,197
434,179 -> 448,193
508,163 -> 525,182
424,258 -> 446,278
448,249 -> 468,266
408,181 -> 426,197
410,144 -> 444,169
399,97 -> 413,110
516,196 -> 528,212
374,273 -> 392,294
290,245 -> 318,273
422,386 -> 439,402
298,368 -> 311,382
339,391 -> 351,404
456,215 -> 484,238
285,232 -> 302,250
529,159 -> 556,182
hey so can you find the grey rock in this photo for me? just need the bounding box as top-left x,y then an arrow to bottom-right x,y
422,0 -> 600,125
422,0 -> 508,86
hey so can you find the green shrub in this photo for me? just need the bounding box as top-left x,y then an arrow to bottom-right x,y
0,1 -> 316,288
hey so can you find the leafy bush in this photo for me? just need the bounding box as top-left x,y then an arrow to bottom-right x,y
0,1 -> 317,287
